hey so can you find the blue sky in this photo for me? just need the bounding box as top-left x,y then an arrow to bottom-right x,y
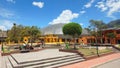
0,0 -> 120,30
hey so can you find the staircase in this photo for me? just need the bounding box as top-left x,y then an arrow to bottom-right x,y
2,54 -> 85,68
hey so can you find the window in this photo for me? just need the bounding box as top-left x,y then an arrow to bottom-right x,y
117,30 -> 120,34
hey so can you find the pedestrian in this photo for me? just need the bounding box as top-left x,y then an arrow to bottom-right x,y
41,40 -> 45,48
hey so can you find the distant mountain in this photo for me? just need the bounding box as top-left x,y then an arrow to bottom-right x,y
41,23 -> 65,35
41,23 -> 89,35
107,19 -> 120,28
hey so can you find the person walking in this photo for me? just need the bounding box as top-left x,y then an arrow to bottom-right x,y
41,40 -> 45,48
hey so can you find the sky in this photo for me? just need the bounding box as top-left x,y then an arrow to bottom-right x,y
0,0 -> 120,30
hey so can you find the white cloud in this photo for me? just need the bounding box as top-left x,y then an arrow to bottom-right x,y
6,0 -> 15,3
96,0 -> 120,18
32,1 -> 44,8
84,0 -> 94,8
0,8 -> 14,18
49,10 -> 79,25
80,11 -> 86,14
0,20 -> 13,30
79,23 -> 83,26
95,2 -> 108,11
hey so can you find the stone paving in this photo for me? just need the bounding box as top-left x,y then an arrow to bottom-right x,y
1,48 -> 120,68
1,49 -> 85,68
60,52 -> 120,68
11,49 -> 76,63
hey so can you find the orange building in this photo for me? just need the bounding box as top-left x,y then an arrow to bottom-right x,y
102,28 -> 120,44
23,28 -> 120,45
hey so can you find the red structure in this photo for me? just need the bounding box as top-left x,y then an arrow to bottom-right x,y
102,28 -> 120,44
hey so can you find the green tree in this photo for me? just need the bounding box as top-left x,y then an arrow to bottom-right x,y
28,26 -> 41,46
7,24 -> 41,44
106,32 -> 116,44
62,22 -> 82,49
21,26 -> 31,37
85,26 -> 93,43
89,19 -> 107,43
7,23 -> 24,43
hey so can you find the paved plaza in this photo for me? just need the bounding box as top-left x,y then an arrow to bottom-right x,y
11,49 -> 77,63
0,48 -> 120,68
1,49 -> 85,68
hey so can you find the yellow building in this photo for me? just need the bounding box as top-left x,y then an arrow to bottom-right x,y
38,34 -> 91,45
39,34 -> 63,44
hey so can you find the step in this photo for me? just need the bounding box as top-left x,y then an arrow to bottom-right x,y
45,59 -> 85,68
8,56 -> 18,68
1,56 -> 6,68
25,57 -> 84,68
9,54 -> 82,68
11,54 -> 77,64
4,56 -> 13,68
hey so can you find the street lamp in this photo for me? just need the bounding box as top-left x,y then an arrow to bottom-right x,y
95,28 -> 99,57
28,30 -> 32,46
1,30 -> 4,53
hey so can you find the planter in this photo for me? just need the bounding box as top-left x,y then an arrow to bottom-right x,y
59,49 -> 84,57
1,53 -> 10,56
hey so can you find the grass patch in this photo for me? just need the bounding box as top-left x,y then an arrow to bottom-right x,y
78,48 -> 113,57
115,44 -> 120,48
2,46 -> 10,53
3,49 -> 10,53
118,45 -> 120,48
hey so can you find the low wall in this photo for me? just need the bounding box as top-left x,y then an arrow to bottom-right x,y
85,51 -> 114,60
1,48 -> 45,56
59,49 -> 84,57
112,45 -> 120,51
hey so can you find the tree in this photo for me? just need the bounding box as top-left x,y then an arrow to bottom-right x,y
106,32 -> 116,44
62,22 -> 82,49
89,19 -> 107,43
85,26 -> 93,43
28,26 -> 41,46
7,24 -> 41,44
7,23 -> 24,43
89,20 -> 107,57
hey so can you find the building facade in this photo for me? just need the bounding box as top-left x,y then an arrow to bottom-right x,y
102,28 -> 120,44
39,28 -> 120,45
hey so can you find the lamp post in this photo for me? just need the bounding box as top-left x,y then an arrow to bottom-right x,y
28,30 -> 32,46
95,28 -> 99,57
1,30 -> 4,53
13,23 -> 16,43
